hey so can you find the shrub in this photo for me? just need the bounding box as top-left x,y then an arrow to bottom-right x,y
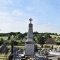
0,38 -> 3,45
56,42 -> 60,45
43,45 -> 50,48
13,41 -> 18,45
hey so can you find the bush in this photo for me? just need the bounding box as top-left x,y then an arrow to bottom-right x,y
56,42 -> 60,45
43,45 -> 50,48
0,38 -> 3,45
13,41 -> 18,45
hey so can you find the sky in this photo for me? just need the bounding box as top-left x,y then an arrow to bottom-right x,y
0,0 -> 60,33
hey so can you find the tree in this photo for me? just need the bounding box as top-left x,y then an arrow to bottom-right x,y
23,32 -> 27,36
0,38 -> 3,45
44,33 -> 51,41
8,35 -> 11,40
13,41 -> 18,45
56,37 -> 60,42
20,38 -> 23,45
33,31 -> 39,35
37,35 -> 45,48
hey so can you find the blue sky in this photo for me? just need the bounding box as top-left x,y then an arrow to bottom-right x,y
0,0 -> 60,33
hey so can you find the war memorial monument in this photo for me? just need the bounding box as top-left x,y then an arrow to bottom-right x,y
25,18 -> 35,56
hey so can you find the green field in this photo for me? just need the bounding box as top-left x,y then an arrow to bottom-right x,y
7,46 -> 25,49
44,44 -> 60,48
0,53 -> 9,60
0,36 -> 8,40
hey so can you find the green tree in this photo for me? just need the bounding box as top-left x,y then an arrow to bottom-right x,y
20,38 -> 23,45
23,32 -> 27,36
15,33 -> 24,40
56,37 -> 60,42
8,35 -> 11,40
44,33 -> 51,41
0,38 -> 3,45
37,35 -> 45,48
13,41 -> 18,45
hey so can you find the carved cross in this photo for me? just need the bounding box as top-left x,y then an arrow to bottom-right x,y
29,18 -> 32,23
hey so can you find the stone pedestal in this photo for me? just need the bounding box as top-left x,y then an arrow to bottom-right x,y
25,42 -> 34,56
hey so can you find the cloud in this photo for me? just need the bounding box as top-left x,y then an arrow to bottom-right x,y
0,10 -> 60,33
25,6 -> 35,12
0,11 -> 12,23
0,0 -> 60,34
33,23 -> 60,34
0,0 -> 13,5
0,10 -> 33,33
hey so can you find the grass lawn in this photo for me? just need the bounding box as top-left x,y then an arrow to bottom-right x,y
0,53 -> 9,60
0,36 -> 8,40
44,44 -> 60,48
50,35 -> 60,38
7,45 -> 25,49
